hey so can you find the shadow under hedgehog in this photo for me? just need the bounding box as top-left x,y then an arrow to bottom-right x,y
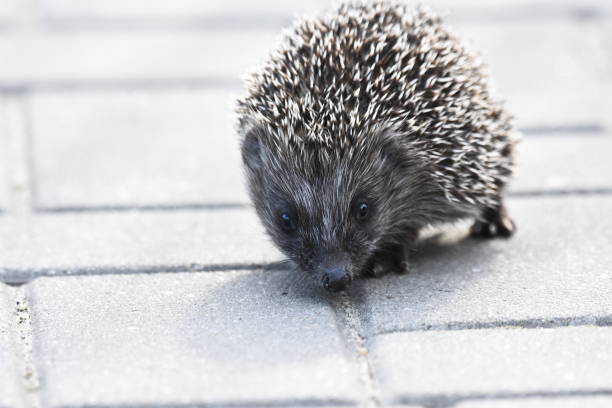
236,1 -> 519,292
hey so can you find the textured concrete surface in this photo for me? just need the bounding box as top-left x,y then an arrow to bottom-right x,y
30,90 -> 248,209
27,271 -> 362,407
39,0 -> 330,24
0,0 -> 610,406
512,135 -> 612,193
0,32 -> 277,86
0,98 -> 8,212
0,285 -> 19,408
28,90 -> 612,210
3,195 -> 611,286
370,327 -> 612,405
430,0 -> 612,20
0,19 -> 607,130
456,21 -> 608,129
0,1 -> 18,28
0,210 -> 281,282
456,397 -> 612,408
38,0 -> 612,24
354,196 -> 612,335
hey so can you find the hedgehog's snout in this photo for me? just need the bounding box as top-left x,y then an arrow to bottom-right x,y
322,268 -> 351,292
319,256 -> 352,292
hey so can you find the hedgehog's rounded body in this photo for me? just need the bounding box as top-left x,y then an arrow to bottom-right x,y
237,1 -> 518,292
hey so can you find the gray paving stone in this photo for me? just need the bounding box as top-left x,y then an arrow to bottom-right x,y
0,209 -> 282,283
457,396 -> 612,408
511,134 -> 612,193
0,284 -> 19,408
1,194 -> 610,284
38,0 -> 612,24
455,21 -> 609,130
0,1 -> 19,29
0,20 -> 607,130
0,31 -> 278,86
354,195 -> 612,335
40,0 -> 330,25
430,0 -> 611,21
30,90 -> 247,209
29,87 -> 611,209
369,327 -> 612,405
0,98 -> 9,211
27,270 -> 362,406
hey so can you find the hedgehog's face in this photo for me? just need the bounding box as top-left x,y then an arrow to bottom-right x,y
242,126 -> 411,292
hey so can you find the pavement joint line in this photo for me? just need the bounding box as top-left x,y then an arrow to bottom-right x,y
26,187 -> 612,215
0,78 -> 243,94
5,96 -> 34,215
332,292 -> 382,408
0,81 -> 607,140
10,286 -> 42,408
397,389 -> 612,408
2,286 -> 22,408
40,16 -> 297,32
373,315 -> 612,337
0,80 -> 606,144
24,5 -> 612,34
520,124 -> 608,135
33,202 -> 250,213
0,261 -> 292,284
508,188 -> 612,197
52,400 -> 356,408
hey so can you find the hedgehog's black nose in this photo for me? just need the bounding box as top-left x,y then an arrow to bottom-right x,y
322,266 -> 351,292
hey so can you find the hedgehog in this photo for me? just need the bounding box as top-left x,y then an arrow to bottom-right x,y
236,1 -> 518,292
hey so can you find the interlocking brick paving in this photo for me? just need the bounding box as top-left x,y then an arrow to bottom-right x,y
0,1 -> 610,407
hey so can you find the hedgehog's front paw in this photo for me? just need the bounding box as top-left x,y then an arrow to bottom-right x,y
364,250 -> 409,278
471,204 -> 516,238
368,258 -> 391,278
398,259 -> 412,275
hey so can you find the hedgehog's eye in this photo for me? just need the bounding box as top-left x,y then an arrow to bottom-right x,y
354,201 -> 369,221
279,212 -> 297,233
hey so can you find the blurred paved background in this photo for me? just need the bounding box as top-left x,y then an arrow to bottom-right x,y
0,1 -> 611,407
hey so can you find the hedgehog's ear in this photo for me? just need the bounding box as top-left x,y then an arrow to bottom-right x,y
241,124 -> 265,172
377,127 -> 402,162
377,127 -> 420,171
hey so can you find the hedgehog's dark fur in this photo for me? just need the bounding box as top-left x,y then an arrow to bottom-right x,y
237,1 -> 519,292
